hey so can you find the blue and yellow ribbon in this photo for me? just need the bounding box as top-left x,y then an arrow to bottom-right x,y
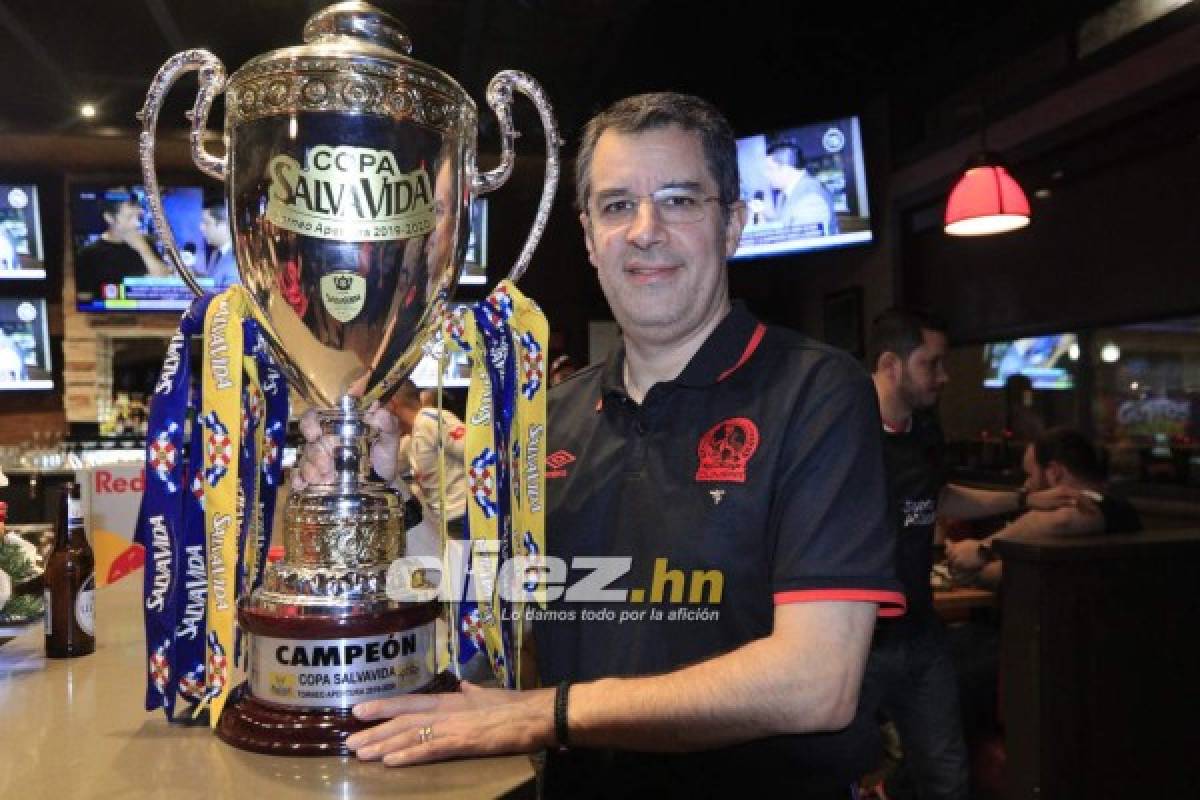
444,280 -> 547,688
136,287 -> 287,726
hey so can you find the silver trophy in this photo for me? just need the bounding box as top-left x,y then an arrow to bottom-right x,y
138,1 -> 559,755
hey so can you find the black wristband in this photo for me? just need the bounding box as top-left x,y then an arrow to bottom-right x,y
1016,487 -> 1029,512
554,681 -> 571,749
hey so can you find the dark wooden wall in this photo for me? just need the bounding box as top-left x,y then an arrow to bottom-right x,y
996,530 -> 1200,798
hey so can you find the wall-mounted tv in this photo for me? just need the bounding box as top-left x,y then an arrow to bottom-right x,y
0,184 -> 46,279
71,184 -> 237,312
734,116 -> 872,259
0,298 -> 53,390
410,303 -> 472,389
983,333 -> 1078,390
459,198 -> 488,286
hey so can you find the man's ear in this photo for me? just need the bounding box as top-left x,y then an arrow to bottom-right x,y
579,211 -> 598,270
1046,461 -> 1066,486
875,351 -> 900,380
724,201 -> 748,259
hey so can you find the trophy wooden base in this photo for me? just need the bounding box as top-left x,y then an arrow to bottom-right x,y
215,671 -> 460,756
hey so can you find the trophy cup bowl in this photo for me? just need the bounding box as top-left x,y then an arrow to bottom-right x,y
137,1 -> 559,755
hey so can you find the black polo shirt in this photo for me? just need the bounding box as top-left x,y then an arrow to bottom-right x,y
75,238 -> 145,301
879,410 -> 946,631
535,302 -> 905,795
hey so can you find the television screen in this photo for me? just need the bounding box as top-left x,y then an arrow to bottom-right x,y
410,303 -> 473,389
0,184 -> 46,279
0,298 -> 53,390
459,198 -> 488,286
983,334 -> 1079,390
72,184 -> 237,311
734,116 -> 872,259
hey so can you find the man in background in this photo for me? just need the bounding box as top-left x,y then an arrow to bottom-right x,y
198,200 -> 238,289
76,194 -> 170,301
865,309 -> 1078,799
386,380 -> 467,536
946,426 -> 1141,587
756,138 -> 839,236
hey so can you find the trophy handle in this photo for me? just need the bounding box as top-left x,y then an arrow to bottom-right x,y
470,70 -> 562,284
137,49 -> 229,298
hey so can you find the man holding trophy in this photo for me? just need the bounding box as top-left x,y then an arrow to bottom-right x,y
300,93 -> 905,797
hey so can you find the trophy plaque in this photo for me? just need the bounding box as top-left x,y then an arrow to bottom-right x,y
138,1 -> 559,755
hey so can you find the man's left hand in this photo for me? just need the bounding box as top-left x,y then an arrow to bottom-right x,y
346,681 -> 556,766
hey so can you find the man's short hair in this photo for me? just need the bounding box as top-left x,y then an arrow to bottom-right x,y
868,308 -> 948,373
1032,427 -> 1105,484
98,191 -> 136,221
575,92 -> 740,224
392,379 -> 422,410
203,199 -> 229,223
766,140 -> 804,169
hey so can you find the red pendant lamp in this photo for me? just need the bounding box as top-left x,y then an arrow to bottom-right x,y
944,151 -> 1031,236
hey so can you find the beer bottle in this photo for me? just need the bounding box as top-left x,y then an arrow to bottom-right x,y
44,483 -> 95,658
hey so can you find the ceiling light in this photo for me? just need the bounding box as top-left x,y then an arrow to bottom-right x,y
80,103 -> 97,119
1101,342 -> 1121,363
944,152 -> 1031,236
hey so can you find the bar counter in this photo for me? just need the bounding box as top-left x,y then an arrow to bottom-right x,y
0,572 -> 534,799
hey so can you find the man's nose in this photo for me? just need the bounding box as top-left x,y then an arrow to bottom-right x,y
625,198 -> 666,247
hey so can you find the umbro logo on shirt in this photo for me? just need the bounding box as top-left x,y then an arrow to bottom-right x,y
546,449 -> 576,479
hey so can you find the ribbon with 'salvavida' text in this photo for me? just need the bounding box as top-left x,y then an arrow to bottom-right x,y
136,287 -> 287,726
443,280 -> 547,688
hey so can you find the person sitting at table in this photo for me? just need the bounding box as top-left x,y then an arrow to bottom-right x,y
946,426 -> 1142,588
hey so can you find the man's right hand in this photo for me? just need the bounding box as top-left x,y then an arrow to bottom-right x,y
291,404 -> 403,491
945,538 -> 987,574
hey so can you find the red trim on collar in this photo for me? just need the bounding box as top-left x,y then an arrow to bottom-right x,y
773,588 -> 908,618
717,323 -> 766,382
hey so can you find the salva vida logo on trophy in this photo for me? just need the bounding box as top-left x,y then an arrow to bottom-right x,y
138,0 -> 560,755
265,145 -> 435,242
319,271 -> 368,322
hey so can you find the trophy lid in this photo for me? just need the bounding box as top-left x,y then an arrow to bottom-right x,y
302,2 -> 413,54
227,1 -> 471,112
